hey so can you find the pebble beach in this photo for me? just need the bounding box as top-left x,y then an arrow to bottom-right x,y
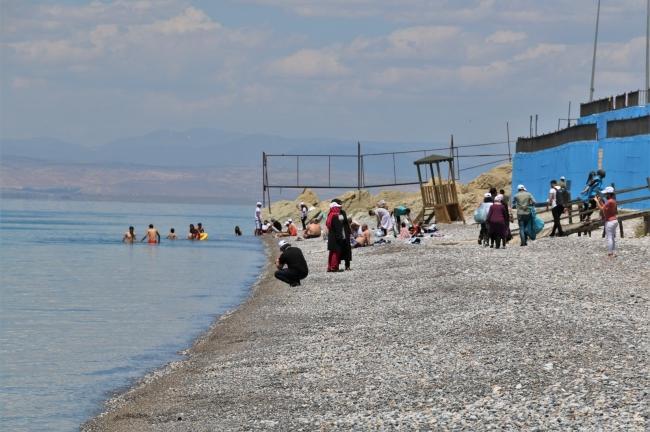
83,223 -> 649,431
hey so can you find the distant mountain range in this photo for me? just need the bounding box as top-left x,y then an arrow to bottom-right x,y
1,128 -> 447,203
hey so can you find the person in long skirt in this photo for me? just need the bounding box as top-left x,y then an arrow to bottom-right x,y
326,202 -> 345,271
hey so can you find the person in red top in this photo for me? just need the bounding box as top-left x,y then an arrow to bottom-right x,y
595,186 -> 618,257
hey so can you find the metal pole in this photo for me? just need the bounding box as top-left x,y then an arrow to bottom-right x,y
590,0 -> 601,102
262,152 -> 266,207
567,101 -> 572,127
646,0 -> 649,102
357,141 -> 361,192
529,115 -> 533,137
296,155 -> 299,186
535,114 -> 538,136
506,122 -> 511,162
449,135 -> 455,179
392,153 -> 397,184
328,155 -> 331,187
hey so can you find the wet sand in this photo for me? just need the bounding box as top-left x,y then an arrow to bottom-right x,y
83,226 -> 649,431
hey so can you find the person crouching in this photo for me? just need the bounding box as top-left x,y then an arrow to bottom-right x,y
275,240 -> 308,287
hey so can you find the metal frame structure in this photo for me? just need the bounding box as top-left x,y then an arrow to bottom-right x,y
262,137 -> 512,211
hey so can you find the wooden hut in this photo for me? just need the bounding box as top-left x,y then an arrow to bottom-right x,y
413,154 -> 465,224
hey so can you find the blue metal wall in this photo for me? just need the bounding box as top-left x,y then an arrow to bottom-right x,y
512,105 -> 650,210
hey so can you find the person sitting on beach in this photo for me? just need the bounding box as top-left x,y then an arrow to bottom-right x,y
141,224 -> 160,244
188,224 -> 198,240
353,224 -> 372,248
303,219 -> 321,239
269,218 -> 282,233
397,222 -> 411,239
276,220 -> 298,237
275,240 -> 308,287
166,228 -> 177,240
234,226 -> 242,236
123,226 -> 136,243
260,220 -> 270,233
369,207 -> 394,237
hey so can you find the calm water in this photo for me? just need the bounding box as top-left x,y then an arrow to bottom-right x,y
0,199 -> 264,431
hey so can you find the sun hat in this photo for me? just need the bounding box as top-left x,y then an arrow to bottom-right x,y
300,201 -> 304,205
517,184 -> 526,191
256,201 -> 262,206
288,218 -> 293,223
377,199 -> 386,206
329,202 -> 342,208
284,221 -> 290,226
331,198 -> 343,205
602,186 -> 615,194
495,194 -> 504,202
484,192 -> 492,198
278,240 -> 289,250
560,176 -> 566,180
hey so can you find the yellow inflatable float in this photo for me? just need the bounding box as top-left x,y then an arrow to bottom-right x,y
199,232 -> 208,240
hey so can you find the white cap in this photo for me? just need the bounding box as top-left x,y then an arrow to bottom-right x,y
517,184 -> 526,191
329,202 -> 342,208
484,192 -> 492,198
378,199 -> 386,206
602,186 -> 615,194
288,218 -> 293,223
256,202 -> 262,206
300,201 -> 304,205
495,194 -> 504,202
278,240 -> 289,249
284,221 -> 290,226
560,176 -> 566,180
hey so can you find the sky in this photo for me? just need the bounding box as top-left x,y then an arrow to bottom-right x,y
0,0 -> 647,147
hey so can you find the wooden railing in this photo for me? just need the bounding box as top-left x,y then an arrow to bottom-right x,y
420,183 -> 459,207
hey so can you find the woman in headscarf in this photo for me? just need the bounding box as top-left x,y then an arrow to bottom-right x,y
486,194 -> 509,249
326,201 -> 346,272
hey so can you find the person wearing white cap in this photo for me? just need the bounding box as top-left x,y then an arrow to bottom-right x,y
326,201 -> 346,271
298,201 -> 309,230
512,184 -> 536,246
595,186 -> 618,257
547,179 -> 565,237
254,202 -> 263,236
275,240 -> 308,286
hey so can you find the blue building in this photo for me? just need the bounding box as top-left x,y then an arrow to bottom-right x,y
512,90 -> 650,210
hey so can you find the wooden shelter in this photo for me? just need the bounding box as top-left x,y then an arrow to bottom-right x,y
413,154 -> 465,224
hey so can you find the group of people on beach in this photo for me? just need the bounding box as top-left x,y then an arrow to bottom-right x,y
122,222 -> 209,244
475,169 -> 619,257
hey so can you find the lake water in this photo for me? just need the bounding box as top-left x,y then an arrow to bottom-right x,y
0,199 -> 265,431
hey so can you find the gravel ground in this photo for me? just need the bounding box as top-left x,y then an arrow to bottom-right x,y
83,223 -> 649,431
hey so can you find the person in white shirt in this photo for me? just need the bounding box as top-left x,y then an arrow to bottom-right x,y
369,207 -> 394,236
547,179 -> 564,237
254,202 -> 263,236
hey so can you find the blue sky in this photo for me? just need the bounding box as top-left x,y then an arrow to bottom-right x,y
0,0 -> 647,146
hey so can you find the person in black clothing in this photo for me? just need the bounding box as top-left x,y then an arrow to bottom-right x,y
275,240 -> 308,287
331,199 -> 352,270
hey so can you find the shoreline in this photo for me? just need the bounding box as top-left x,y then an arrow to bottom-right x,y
83,226 -> 648,431
82,235 -> 279,430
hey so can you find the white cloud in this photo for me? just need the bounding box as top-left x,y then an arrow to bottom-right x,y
11,76 -> 47,89
485,30 -> 527,45
145,7 -> 220,35
514,43 -> 566,62
268,49 -> 349,78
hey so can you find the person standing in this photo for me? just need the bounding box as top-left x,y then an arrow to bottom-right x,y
254,202 -> 263,236
141,224 -> 161,244
123,226 -> 136,243
547,179 -> 565,237
513,184 -> 536,246
486,195 -> 509,248
326,202 -> 345,271
595,186 -> 618,257
275,240 -> 308,287
369,207 -> 394,237
299,202 -> 309,230
332,199 -> 352,270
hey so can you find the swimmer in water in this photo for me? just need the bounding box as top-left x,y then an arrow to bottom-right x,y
123,226 -> 136,243
167,228 -> 177,240
235,226 -> 242,236
141,224 -> 161,244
